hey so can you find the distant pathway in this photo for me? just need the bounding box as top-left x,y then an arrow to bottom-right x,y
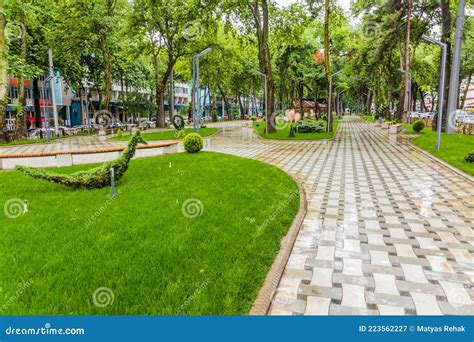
206,116 -> 474,315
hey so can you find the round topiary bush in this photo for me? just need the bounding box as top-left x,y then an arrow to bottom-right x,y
413,120 -> 425,133
183,133 -> 203,153
465,152 -> 474,163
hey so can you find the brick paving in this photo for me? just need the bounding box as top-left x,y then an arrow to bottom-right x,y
205,116 -> 474,315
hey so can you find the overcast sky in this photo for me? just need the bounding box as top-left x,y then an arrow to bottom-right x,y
275,0 -> 352,11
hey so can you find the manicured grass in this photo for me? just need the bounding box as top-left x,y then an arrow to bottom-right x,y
361,115 -> 376,123
0,152 -> 299,315
0,133 -> 91,147
409,127 -> 474,176
253,119 -> 339,140
111,128 -> 218,141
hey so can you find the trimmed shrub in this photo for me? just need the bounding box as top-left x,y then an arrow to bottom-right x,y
295,120 -> 325,133
116,129 -> 124,137
250,116 -> 257,121
465,152 -> 474,163
183,133 -> 203,153
413,120 -> 425,133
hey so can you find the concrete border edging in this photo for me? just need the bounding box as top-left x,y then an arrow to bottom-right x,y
249,176 -> 307,315
408,143 -> 474,184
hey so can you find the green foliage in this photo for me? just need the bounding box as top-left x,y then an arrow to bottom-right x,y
465,153 -> 474,164
413,120 -> 425,133
212,111 -> 218,122
117,129 -> 124,137
250,116 -> 257,121
288,123 -> 296,137
183,133 -> 203,153
15,131 -> 147,189
295,120 -> 325,133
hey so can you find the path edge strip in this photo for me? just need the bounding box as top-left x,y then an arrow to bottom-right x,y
408,143 -> 474,184
249,175 -> 307,315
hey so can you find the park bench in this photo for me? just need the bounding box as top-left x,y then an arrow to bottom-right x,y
381,121 -> 392,129
389,123 -> 403,134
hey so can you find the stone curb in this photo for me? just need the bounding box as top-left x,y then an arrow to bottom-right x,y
408,143 -> 474,184
0,141 -> 178,159
249,175 -> 307,315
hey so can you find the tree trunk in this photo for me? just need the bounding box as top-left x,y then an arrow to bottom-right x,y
237,92 -> 244,117
156,55 -> 175,128
420,89 -> 427,112
99,32 -> 112,110
434,0 -> 452,131
0,12 -> 7,131
324,0 -> 332,131
217,83 -> 230,119
33,78 -> 41,128
120,75 -> 126,123
16,11 -> 27,137
460,72 -> 471,109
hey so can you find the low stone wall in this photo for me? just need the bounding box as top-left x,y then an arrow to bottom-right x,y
0,142 -> 178,170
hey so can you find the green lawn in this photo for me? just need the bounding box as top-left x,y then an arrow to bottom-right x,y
361,115 -> 376,123
253,119 -> 339,140
111,128 -> 218,141
409,128 -> 474,176
0,152 -> 299,315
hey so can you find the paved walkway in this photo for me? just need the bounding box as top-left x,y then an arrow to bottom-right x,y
205,116 -> 474,315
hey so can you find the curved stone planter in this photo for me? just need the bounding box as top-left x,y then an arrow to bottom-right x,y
0,142 -> 178,170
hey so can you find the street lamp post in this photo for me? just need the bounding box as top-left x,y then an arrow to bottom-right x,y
328,70 -> 342,132
192,48 -> 212,132
255,71 -> 268,135
422,35 -> 447,151
41,75 -> 53,142
82,80 -> 94,136
399,69 -> 412,124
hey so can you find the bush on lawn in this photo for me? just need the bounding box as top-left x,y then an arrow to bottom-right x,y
413,120 -> 425,133
183,133 -> 203,153
295,119 -> 325,133
465,152 -> 474,163
116,129 -> 124,137
250,116 -> 257,121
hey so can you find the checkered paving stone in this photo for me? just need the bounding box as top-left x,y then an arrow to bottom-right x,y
204,116 -> 474,316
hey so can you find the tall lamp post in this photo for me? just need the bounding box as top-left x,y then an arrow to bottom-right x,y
255,71 -> 268,135
192,48 -> 212,132
328,70 -> 342,132
422,35 -> 447,151
399,69 -> 412,124
41,75 -> 53,142
82,80 -> 94,136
